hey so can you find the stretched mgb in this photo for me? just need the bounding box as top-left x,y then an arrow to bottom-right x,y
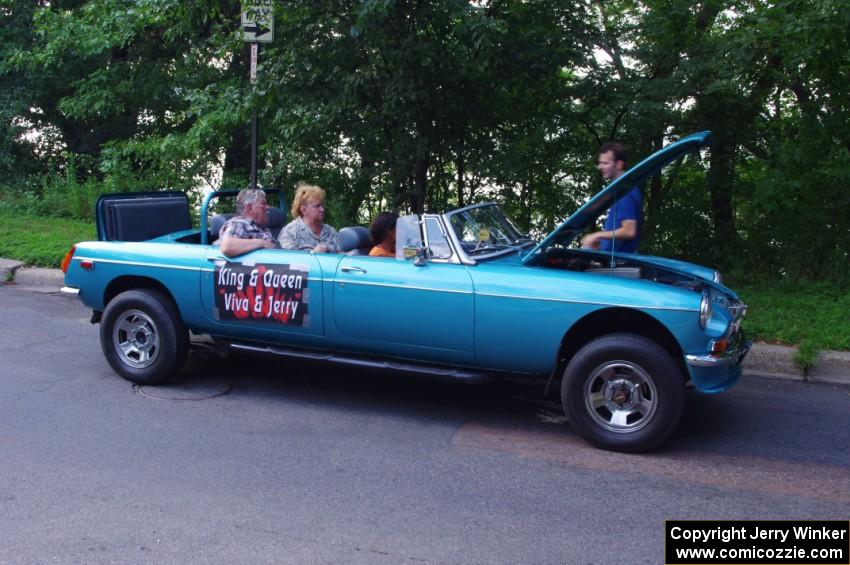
62,131 -> 749,452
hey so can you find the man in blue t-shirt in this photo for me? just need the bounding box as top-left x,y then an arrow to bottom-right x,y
581,142 -> 642,254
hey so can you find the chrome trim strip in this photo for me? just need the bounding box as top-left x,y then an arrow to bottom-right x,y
476,290 -> 699,312
440,212 -> 477,266
72,256 -> 321,283
229,342 -> 493,382
422,214 -> 461,264
328,280 -> 697,310
75,256 -> 696,311
73,256 -> 201,272
60,286 -> 80,296
327,279 -> 473,295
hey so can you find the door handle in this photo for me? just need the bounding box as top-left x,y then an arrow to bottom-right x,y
341,266 -> 367,274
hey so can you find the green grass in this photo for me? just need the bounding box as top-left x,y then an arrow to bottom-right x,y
734,282 -> 850,369
0,209 -> 96,268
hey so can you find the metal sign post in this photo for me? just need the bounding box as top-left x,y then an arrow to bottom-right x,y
250,43 -> 258,85
242,1 -> 274,189
249,44 -> 259,189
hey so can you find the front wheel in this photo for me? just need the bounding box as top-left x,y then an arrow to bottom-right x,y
100,289 -> 188,385
562,333 -> 685,452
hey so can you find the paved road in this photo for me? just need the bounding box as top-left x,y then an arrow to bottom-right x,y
1,286 -> 848,564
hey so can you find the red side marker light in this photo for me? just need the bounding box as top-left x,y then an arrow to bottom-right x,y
80,260 -> 94,270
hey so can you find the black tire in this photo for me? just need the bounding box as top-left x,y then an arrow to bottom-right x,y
561,333 -> 685,452
100,289 -> 188,385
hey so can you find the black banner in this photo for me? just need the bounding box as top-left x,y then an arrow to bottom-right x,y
214,262 -> 309,326
666,520 -> 849,564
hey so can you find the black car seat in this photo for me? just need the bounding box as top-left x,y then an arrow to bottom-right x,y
210,208 -> 286,244
265,208 -> 286,240
338,226 -> 373,255
209,213 -> 235,244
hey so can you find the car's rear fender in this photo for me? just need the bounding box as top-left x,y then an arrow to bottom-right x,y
71,270 -> 201,331
64,242 -> 207,330
103,275 -> 178,312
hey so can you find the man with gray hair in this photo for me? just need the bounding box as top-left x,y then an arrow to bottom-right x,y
219,188 -> 280,257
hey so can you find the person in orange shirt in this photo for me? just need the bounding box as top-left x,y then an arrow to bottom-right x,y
369,211 -> 398,258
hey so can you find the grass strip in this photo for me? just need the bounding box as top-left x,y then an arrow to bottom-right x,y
0,209 -> 96,268
735,283 -> 850,368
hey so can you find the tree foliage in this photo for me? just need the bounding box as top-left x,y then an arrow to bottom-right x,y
1,0 -> 847,283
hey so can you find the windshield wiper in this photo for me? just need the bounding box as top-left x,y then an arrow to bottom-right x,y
470,242 -> 513,254
511,235 -> 536,247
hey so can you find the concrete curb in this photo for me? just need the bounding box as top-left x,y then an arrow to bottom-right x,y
742,343 -> 804,381
0,258 -> 24,282
13,266 -> 66,293
2,258 -> 849,386
809,351 -> 850,385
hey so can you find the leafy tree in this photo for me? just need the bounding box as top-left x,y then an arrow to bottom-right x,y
0,0 -> 52,186
257,0 -> 592,225
1,0 -> 848,284
4,0 -> 251,194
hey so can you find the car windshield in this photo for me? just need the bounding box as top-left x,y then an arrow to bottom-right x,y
447,204 -> 531,257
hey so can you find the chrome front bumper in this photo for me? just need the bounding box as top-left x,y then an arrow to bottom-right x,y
685,338 -> 752,368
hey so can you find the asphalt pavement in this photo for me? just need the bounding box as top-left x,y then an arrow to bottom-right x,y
0,285 -> 850,565
1,284 -> 849,564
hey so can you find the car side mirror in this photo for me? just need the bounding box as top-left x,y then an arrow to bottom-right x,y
403,245 -> 428,267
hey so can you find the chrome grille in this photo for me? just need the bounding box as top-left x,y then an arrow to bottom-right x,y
727,299 -> 747,334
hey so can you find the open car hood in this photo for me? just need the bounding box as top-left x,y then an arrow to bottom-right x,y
522,131 -> 713,264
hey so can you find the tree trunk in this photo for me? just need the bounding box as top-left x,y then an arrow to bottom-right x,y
222,126 -> 251,183
413,150 -> 428,214
348,157 -> 375,221
706,129 -> 738,248
222,47 -> 252,184
456,136 -> 466,208
412,123 -> 430,214
645,134 -> 664,242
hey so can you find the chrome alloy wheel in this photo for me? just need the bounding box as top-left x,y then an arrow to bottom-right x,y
583,361 -> 658,433
112,309 -> 161,369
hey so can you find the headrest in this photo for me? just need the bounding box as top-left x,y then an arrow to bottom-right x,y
210,213 -> 235,239
210,209 -> 286,240
338,226 -> 372,252
266,207 -> 286,228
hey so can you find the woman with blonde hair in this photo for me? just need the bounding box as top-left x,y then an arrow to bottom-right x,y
278,182 -> 340,253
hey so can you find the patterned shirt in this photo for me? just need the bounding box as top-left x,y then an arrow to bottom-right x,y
278,217 -> 340,253
219,216 -> 279,247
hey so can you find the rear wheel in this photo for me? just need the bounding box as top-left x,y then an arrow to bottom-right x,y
562,333 -> 685,452
100,289 -> 188,385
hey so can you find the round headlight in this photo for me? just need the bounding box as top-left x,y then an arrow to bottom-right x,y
699,293 -> 712,330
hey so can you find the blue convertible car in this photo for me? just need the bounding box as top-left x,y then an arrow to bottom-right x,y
62,131 -> 749,452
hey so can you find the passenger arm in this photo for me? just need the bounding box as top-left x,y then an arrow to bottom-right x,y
219,236 -> 275,257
